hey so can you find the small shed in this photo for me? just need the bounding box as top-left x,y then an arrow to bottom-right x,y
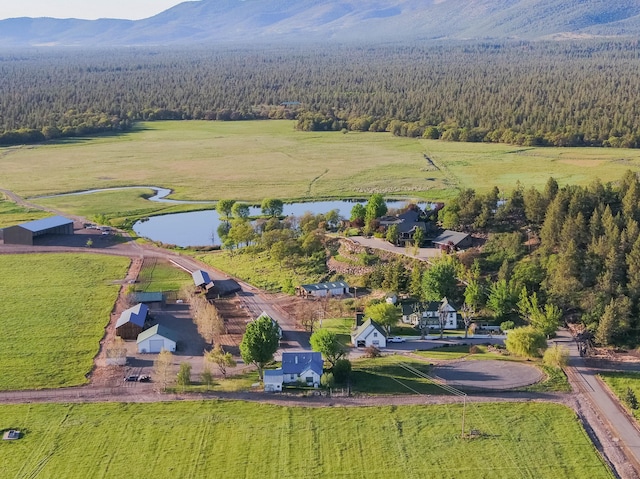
282,352 -> 323,387
2,216 -> 74,245
130,291 -> 164,305
192,269 -> 214,290
351,319 -> 387,348
297,281 -> 349,298
136,324 -> 177,353
263,369 -> 284,392
115,303 -> 149,340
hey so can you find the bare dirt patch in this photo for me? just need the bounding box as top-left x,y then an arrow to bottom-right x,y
432,359 -> 544,391
212,296 -> 252,355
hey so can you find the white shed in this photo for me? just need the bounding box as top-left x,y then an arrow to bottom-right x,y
263,369 -> 284,392
136,324 -> 177,353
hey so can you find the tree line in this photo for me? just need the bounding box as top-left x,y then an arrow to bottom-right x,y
3,40 -> 640,147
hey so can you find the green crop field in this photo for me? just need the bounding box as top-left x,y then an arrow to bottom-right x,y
0,254 -> 129,390
2,121 -> 639,206
0,401 -> 612,479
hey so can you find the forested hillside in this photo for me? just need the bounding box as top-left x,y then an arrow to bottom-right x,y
2,41 -> 640,147
439,171 -> 640,347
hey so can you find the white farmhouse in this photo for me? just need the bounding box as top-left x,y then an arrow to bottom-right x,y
282,352 -> 323,387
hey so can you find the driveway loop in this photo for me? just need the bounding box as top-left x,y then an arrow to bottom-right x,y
431,360 -> 543,391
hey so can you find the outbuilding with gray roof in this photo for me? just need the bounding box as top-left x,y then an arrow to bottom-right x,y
2,216 -> 74,245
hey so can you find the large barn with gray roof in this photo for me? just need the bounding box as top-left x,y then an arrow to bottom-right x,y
2,216 -> 74,245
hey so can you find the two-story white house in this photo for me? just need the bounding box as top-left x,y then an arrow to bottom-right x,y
401,298 -> 458,330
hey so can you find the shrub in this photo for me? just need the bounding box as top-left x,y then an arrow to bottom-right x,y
469,345 -> 481,354
625,387 -> 639,410
332,359 -> 352,384
543,344 -> 569,368
505,326 -> 547,358
363,346 -> 382,358
500,321 -> 515,331
321,372 -> 335,388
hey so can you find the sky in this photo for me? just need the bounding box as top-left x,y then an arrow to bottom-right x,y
0,0 -> 193,21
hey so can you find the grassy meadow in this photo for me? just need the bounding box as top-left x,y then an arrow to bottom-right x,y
195,250 -> 325,293
0,254 -> 129,390
599,371 -> 640,419
0,196 -> 49,228
0,401 -> 612,479
1,121 -> 639,207
135,260 -> 191,293
32,188 -> 213,227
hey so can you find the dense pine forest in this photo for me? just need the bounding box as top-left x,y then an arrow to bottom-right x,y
431,171 -> 640,347
2,40 -> 640,147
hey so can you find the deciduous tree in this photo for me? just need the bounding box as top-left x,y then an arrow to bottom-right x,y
310,329 -> 345,368
364,302 -> 400,334
240,315 -> 280,379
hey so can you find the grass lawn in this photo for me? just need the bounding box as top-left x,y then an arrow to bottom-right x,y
350,355 -> 443,395
0,254 -> 129,390
2,120 -> 639,205
599,371 -> 640,419
0,196 -> 49,228
135,260 -> 191,293
318,317 -> 353,347
195,250 -> 325,292
0,401 -> 612,478
414,345 -> 476,360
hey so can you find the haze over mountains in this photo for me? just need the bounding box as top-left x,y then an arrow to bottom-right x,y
2,0 -> 640,46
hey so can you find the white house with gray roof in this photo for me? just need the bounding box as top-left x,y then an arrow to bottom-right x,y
351,319 -> 387,348
281,352 -> 323,387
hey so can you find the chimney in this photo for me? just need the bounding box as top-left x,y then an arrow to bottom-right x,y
356,312 -> 364,327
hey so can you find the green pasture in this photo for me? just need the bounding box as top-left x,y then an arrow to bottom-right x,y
2,121 -> 638,206
195,250 -> 324,293
32,188 -> 213,227
350,355 -> 441,394
599,371 -> 640,419
0,196 -> 49,228
135,260 -> 191,293
0,254 -> 129,390
0,401 -> 611,478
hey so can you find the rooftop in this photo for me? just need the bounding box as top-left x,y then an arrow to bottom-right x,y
136,324 -> 176,344
116,303 -> 149,329
12,215 -> 73,233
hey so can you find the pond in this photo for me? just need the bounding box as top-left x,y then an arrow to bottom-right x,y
37,186 -> 426,247
133,200 -> 370,247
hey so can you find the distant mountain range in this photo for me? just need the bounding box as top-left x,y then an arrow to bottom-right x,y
2,0 -> 640,47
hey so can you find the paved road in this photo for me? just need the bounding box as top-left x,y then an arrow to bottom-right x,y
555,329 -> 640,475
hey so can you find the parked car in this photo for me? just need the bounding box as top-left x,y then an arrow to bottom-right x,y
388,336 -> 405,343
138,375 -> 151,382
124,375 -> 139,382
